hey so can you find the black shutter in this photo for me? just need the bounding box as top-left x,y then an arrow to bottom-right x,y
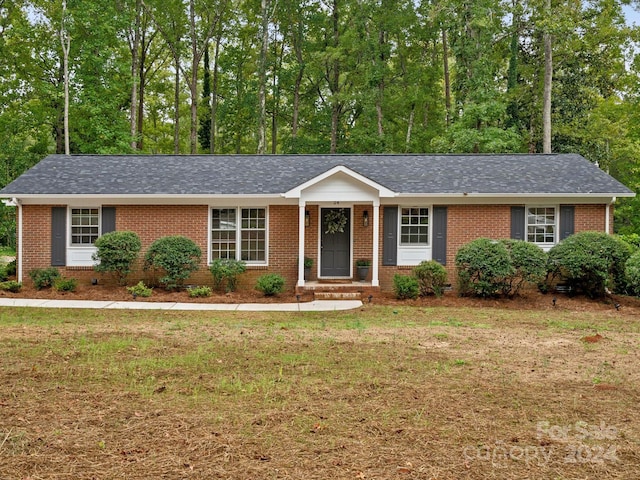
432,206 -> 447,265
559,205 -> 575,240
383,206 -> 398,266
511,206 -> 526,240
51,207 -> 66,266
102,207 -> 116,234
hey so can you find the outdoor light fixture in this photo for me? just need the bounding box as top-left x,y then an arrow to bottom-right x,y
305,210 -> 310,227
363,210 -> 369,227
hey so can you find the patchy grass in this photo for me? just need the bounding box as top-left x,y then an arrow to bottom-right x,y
1,305 -> 639,479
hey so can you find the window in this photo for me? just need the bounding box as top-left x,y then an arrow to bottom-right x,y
211,208 -> 237,259
400,207 -> 429,245
211,207 -> 266,263
70,208 -> 99,245
527,207 -> 556,244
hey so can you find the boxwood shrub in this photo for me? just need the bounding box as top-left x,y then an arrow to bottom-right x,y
93,231 -> 142,285
455,238 -> 513,297
144,236 -> 201,290
413,260 -> 447,297
547,231 -> 633,297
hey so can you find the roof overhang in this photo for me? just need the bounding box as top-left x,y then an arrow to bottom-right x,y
283,165 -> 396,199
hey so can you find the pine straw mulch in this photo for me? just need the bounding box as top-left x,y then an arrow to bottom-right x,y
1,287 -> 640,479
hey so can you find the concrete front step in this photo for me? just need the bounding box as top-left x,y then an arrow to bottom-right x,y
313,291 -> 362,300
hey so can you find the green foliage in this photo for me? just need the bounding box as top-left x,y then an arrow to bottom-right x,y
28,268 -> 61,290
626,250 -> 640,296
127,281 -> 152,298
5,259 -> 16,277
255,273 -> 285,296
144,236 -> 201,290
355,259 -> 371,267
455,238 -> 514,297
501,239 -> 548,296
393,274 -> 419,300
303,257 -> 313,268
547,231 -> 633,298
0,266 -> 7,282
209,258 -> 247,292
413,260 -> 447,297
617,233 -> 640,250
0,280 -> 22,292
93,231 -> 142,285
53,277 -> 78,292
188,285 -> 212,298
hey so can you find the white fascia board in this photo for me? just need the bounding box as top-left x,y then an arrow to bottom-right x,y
283,165 -> 396,199
395,192 -> 634,198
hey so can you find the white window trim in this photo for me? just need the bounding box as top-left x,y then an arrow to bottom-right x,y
397,205 -> 432,266
68,206 -> 101,248
208,206 -> 269,265
526,205 -> 558,251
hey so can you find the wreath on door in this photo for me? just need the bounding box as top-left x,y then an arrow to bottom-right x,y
324,208 -> 348,234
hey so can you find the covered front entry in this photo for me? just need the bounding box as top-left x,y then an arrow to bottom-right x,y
320,208 -> 351,277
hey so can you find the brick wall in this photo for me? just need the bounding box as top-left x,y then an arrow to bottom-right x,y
20,202 -> 613,291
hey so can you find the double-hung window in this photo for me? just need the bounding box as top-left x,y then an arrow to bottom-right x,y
211,208 -> 267,263
400,207 -> 429,245
70,208 -> 100,245
527,207 -> 556,245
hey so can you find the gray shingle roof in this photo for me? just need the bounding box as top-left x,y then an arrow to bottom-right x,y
0,153 -> 633,196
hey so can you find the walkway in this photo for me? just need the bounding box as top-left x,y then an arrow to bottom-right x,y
0,298 -> 362,311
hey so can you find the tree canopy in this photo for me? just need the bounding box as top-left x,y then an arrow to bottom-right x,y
1,0 -> 639,231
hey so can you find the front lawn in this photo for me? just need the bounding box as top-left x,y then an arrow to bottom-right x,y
1,305 -> 638,479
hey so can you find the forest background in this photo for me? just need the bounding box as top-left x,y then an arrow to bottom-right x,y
1,0 -> 640,246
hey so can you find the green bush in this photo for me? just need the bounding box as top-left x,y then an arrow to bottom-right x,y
0,280 -> 22,292
93,231 -> 142,285
413,260 -> 447,297
625,250 -> 640,296
548,231 -> 633,298
255,273 -> 285,296
0,265 -> 7,282
393,274 -> 419,300
127,281 -> 152,298
209,258 -> 246,292
28,267 -> 60,290
53,277 -> 78,292
188,285 -> 212,298
144,236 -> 201,290
501,239 -> 548,296
5,259 -> 16,277
455,238 -> 514,297
617,233 -> 640,250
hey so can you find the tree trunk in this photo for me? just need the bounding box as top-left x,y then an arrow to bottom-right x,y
173,53 -> 180,154
188,0 -> 198,154
405,103 -> 415,152
442,29 -> 451,127
257,0 -> 270,154
211,34 -> 221,154
291,19 -> 304,148
130,0 -> 142,150
60,0 -> 70,155
330,0 -> 340,154
542,0 -> 552,154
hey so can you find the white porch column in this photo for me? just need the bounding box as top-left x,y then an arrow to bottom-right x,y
297,203 -> 306,287
371,202 -> 380,287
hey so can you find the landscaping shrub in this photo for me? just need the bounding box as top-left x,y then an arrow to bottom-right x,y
413,260 -> 447,297
617,233 -> 640,250
127,281 -> 152,298
0,280 -> 22,292
501,239 -> 548,296
28,267 -> 60,290
0,265 -> 7,282
455,238 -> 514,297
209,258 -> 246,292
5,259 -> 16,277
547,231 -> 633,298
54,277 -> 78,292
188,285 -> 212,298
393,274 -> 419,300
93,231 -> 142,285
255,273 -> 285,296
144,236 -> 201,290
625,250 -> 640,296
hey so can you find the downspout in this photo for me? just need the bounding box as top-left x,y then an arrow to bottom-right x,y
606,198 -> 614,234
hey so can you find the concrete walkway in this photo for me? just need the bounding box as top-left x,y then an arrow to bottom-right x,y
0,297 -> 362,311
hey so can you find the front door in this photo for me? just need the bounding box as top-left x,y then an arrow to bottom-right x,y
320,208 -> 351,277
